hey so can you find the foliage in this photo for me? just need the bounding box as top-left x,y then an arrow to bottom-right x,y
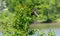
39,31 -> 45,36
28,29 -> 37,35
1,0 -> 60,36
48,30 -> 56,36
13,6 -> 33,36
1,7 -> 34,36
28,30 -> 56,36
1,1 -> 35,36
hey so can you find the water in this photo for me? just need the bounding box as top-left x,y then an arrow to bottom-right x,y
0,32 -> 2,36
29,28 -> 60,36
0,28 -> 60,36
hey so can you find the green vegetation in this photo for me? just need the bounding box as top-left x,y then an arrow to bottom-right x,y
0,0 -> 60,36
39,30 -> 55,36
48,30 -> 55,36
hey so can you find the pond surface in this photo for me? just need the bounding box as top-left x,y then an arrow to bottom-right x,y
0,32 -> 2,36
30,23 -> 60,36
29,28 -> 60,36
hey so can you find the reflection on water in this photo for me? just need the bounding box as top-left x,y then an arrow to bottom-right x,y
0,32 -> 2,36
0,29 -> 60,36
0,28 -> 60,36
54,28 -> 60,36
29,28 -> 60,36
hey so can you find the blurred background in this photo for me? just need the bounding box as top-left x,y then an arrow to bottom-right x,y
0,0 -> 60,36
